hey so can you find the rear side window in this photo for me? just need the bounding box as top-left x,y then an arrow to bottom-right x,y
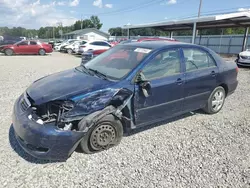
183,48 -> 216,72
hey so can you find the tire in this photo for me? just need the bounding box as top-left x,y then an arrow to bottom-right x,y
67,49 -> 73,54
78,114 -> 123,154
203,86 -> 226,114
5,48 -> 13,56
39,49 -> 46,55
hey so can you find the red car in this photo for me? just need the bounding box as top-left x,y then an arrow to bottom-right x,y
137,37 -> 177,42
0,40 -> 53,56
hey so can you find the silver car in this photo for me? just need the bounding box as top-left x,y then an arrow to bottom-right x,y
237,49 -> 250,67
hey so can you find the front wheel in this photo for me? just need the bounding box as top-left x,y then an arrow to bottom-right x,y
203,86 -> 226,114
67,48 -> 73,54
78,114 -> 123,154
5,49 -> 13,56
39,49 -> 46,55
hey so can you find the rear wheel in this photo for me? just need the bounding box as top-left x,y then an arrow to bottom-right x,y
39,49 -> 46,55
78,114 -> 123,154
5,49 -> 13,56
203,86 -> 226,114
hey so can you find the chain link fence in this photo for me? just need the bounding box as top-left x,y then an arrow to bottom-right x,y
111,35 -> 250,55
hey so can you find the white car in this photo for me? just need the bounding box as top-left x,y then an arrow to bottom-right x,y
54,39 -> 79,51
78,41 -> 111,54
237,48 -> 250,67
64,40 -> 88,54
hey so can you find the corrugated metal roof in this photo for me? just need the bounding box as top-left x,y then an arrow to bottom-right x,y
123,12 -> 250,31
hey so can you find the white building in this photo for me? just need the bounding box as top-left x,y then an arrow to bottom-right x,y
63,28 -> 109,41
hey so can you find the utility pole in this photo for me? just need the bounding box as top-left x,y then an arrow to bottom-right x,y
81,14 -> 83,30
53,26 -> 55,39
193,0 -> 202,43
198,0 -> 202,18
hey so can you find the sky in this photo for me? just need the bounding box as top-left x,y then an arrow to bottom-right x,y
0,0 -> 250,32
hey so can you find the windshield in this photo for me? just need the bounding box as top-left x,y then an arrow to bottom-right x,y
14,40 -> 24,45
84,45 -> 152,80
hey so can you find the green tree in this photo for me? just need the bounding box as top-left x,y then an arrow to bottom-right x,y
90,16 -> 102,29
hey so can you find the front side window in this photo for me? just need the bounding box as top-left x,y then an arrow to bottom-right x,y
183,48 -> 216,72
83,45 -> 152,80
141,49 -> 181,80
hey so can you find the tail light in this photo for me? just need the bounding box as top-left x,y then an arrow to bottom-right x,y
236,66 -> 239,73
80,46 -> 86,48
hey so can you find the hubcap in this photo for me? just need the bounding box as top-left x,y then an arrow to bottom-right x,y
90,124 -> 116,150
212,90 -> 224,111
6,49 -> 12,55
40,50 -> 45,55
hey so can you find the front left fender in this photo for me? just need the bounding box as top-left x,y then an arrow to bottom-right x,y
61,88 -> 133,122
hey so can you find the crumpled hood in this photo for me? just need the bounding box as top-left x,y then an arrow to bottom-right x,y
26,68 -> 113,105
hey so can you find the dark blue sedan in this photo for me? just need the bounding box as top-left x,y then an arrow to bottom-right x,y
12,42 -> 238,160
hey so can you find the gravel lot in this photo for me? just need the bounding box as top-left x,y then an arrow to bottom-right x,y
0,52 -> 249,188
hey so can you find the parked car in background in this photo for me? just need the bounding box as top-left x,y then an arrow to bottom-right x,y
54,39 -> 79,51
137,37 -> 177,42
107,40 -> 118,47
59,39 -> 81,52
63,40 -> 88,54
12,41 -> 238,160
78,41 -> 111,54
48,40 -> 63,48
0,40 -> 52,55
81,49 -> 109,64
236,48 -> 250,67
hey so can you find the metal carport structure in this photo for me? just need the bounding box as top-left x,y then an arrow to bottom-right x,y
123,12 -> 250,51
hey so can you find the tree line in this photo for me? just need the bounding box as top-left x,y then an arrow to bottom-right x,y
0,16 -> 103,39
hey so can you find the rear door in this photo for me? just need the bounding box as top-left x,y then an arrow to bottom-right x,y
182,47 -> 219,111
29,41 -> 40,54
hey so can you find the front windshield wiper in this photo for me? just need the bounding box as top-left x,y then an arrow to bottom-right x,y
88,68 -> 109,80
77,65 -> 93,75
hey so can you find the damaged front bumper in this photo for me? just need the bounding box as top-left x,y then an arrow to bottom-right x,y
12,95 -> 85,161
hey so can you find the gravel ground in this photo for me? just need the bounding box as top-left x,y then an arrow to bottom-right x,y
0,52 -> 249,188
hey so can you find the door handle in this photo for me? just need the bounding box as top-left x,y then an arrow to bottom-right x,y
176,78 -> 183,85
211,71 -> 216,77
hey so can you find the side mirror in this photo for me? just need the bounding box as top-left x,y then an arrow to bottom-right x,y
135,72 -> 152,98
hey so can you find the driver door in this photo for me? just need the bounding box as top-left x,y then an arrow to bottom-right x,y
15,41 -> 29,54
133,48 -> 185,126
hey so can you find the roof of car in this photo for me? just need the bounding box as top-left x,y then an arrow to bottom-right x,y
123,41 -> 198,49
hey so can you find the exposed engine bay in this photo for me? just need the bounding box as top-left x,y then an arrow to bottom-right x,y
32,100 -> 76,131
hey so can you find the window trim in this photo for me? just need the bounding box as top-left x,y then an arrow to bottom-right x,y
181,47 -> 217,73
137,48 -> 183,81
